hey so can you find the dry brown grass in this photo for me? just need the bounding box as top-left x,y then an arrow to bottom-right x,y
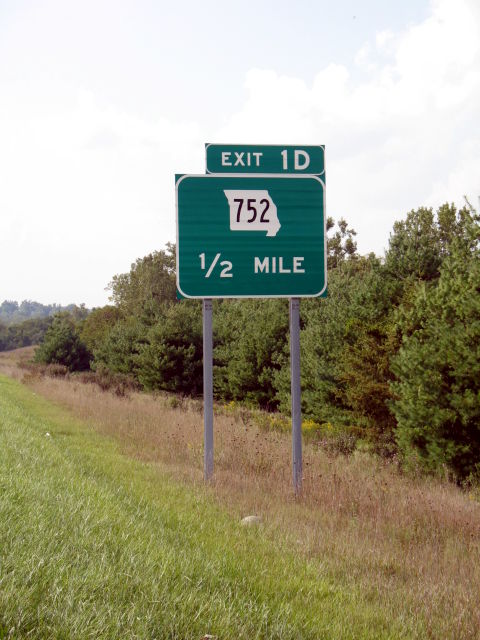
1,347 -> 480,638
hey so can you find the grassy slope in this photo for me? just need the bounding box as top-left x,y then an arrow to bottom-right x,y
0,375 -> 416,639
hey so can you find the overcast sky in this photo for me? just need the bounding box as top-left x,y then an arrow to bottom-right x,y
1,0 -> 479,307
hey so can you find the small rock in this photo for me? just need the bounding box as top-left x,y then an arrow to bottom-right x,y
241,515 -> 262,526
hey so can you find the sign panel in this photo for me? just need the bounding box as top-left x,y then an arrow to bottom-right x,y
176,174 -> 326,298
205,144 -> 325,176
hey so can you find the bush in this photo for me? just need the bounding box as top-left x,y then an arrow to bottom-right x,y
137,301 -> 203,394
76,366 -> 140,397
214,299 -> 288,409
34,315 -> 91,372
92,318 -> 144,376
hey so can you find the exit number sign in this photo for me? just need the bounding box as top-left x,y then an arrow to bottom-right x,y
205,144 -> 325,176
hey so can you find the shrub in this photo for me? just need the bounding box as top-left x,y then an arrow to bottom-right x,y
34,315 -> 91,372
137,301 -> 203,394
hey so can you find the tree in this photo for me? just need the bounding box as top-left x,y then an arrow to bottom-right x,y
327,217 -> 358,269
80,305 -> 124,353
34,314 -> 91,371
384,203 -> 474,283
214,299 -> 288,408
0,317 -> 53,352
137,301 -> 203,394
390,208 -> 480,479
92,318 -> 144,376
279,256 -> 383,423
0,300 -> 19,321
107,244 -> 176,318
338,314 -> 399,452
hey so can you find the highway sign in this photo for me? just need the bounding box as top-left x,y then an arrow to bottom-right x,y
176,173 -> 326,298
205,144 -> 325,176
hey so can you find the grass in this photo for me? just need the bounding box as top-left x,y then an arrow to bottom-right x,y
1,347 -> 480,638
0,373 -> 414,639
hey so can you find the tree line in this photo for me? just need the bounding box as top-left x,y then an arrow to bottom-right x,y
33,202 -> 480,481
0,299 -> 85,324
0,303 -> 88,351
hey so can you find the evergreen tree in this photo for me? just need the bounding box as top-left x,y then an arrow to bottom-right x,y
137,301 -> 203,394
214,299 -> 288,408
93,318 -> 145,376
35,314 -> 91,371
391,209 -> 480,478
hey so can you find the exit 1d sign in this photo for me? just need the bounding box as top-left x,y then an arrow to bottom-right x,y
205,144 -> 325,176
176,168 -> 326,299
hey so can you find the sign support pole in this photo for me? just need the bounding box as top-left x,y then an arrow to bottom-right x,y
290,297 -> 302,495
203,298 -> 214,481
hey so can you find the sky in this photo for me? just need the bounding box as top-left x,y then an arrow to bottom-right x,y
0,0 -> 479,307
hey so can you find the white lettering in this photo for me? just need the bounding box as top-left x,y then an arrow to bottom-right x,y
293,257 -> 305,273
221,152 -> 232,166
253,257 -> 305,274
294,150 -> 310,171
254,257 -> 269,273
234,151 -> 245,166
253,152 -> 263,167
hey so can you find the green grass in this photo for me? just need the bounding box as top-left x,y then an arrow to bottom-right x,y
0,375 -> 419,639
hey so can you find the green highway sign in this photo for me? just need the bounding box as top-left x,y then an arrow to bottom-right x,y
176,173 -> 326,298
205,144 -> 325,176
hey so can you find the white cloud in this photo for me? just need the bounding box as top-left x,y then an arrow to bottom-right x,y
354,43 -> 377,72
0,89 -> 204,305
214,0 -> 480,255
375,29 -> 395,51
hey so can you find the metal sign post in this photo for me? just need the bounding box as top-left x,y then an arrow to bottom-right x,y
203,298 -> 214,481
290,298 -> 302,495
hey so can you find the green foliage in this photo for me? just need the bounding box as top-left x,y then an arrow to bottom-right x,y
0,317 -> 53,351
338,315 -> 399,454
391,209 -> 480,479
278,256 -> 387,422
214,299 -> 289,409
107,244 -> 176,317
137,301 -> 203,394
92,317 -> 144,376
80,305 -> 124,352
384,203 -> 473,282
334,259 -> 403,451
34,314 -> 91,372
327,216 -> 358,269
